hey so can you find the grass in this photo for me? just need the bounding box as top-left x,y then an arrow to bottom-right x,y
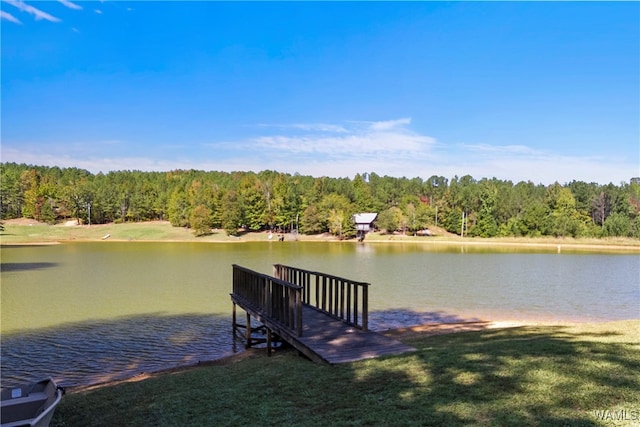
51,320 -> 640,426
0,220 -> 236,243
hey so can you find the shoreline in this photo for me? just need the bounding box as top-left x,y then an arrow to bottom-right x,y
68,317 -> 637,394
1,219 -> 639,252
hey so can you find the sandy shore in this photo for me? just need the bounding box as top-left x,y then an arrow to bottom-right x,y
69,317 -> 608,394
380,318 -> 577,340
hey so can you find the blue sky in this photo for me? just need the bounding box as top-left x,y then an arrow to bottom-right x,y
1,1 -> 638,185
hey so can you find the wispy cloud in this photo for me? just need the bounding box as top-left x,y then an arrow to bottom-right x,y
58,0 -> 82,10
252,132 -> 432,158
461,143 -> 541,156
227,118 -> 435,162
259,123 -> 349,133
2,119 -> 636,185
0,9 -> 22,23
2,0 -> 60,22
442,151 -> 633,185
368,117 -> 412,131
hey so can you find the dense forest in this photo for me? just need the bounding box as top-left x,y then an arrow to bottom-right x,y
1,162 -> 639,239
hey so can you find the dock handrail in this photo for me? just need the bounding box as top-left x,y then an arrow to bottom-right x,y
232,264 -> 303,336
273,264 -> 369,331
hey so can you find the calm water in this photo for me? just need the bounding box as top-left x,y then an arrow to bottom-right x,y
1,241 -> 638,387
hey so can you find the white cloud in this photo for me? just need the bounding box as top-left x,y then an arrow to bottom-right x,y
461,143 -> 540,156
0,147 -> 196,175
2,118 -> 636,185
246,118 -> 433,160
425,144 -> 637,185
368,117 -> 412,131
259,123 -> 349,133
3,142 -> 634,184
251,133 -> 432,158
205,119 -> 638,183
0,9 -> 22,23
58,0 -> 82,10
3,0 -> 61,22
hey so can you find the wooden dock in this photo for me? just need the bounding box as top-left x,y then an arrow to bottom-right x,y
231,264 -> 415,365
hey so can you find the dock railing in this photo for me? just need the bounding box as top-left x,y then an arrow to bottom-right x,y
232,264 -> 303,336
273,264 -> 369,331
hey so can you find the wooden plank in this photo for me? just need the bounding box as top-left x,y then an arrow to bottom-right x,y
297,306 -> 415,364
233,264 -> 413,365
233,296 -> 415,365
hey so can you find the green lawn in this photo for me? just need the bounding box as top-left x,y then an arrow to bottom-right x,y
0,221 -> 232,243
52,320 -> 639,426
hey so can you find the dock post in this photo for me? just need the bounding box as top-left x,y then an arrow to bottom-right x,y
232,302 -> 237,336
245,312 -> 252,348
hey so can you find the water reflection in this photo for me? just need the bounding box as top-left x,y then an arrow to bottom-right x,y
1,262 -> 58,272
1,313 -> 235,388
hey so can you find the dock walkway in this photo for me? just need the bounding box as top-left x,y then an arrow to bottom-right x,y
231,264 -> 415,365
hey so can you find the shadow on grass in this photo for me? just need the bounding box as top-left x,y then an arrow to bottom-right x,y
341,324 -> 639,426
50,319 -> 640,426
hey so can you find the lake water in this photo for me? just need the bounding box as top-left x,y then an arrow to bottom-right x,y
1,241 -> 638,388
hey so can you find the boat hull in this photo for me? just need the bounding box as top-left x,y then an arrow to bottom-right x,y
1,378 -> 63,427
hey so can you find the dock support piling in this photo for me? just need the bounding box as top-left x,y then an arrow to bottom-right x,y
245,312 -> 251,348
232,302 -> 237,335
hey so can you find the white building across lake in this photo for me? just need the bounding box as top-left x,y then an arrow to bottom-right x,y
353,212 -> 377,240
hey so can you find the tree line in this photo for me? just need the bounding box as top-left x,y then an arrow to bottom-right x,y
1,162 -> 639,239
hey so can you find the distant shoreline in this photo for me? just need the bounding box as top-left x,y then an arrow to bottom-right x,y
1,218 -> 639,252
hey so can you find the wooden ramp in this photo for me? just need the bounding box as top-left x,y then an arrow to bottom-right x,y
295,305 -> 415,364
231,264 -> 415,365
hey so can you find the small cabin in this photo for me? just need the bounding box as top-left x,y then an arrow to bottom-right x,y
353,212 -> 377,240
